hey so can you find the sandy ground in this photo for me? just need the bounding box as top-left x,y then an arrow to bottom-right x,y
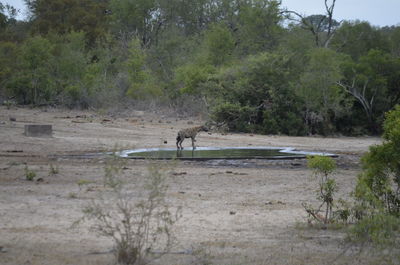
0,106 -> 385,265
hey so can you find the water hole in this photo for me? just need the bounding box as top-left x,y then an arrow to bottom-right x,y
116,147 -> 336,161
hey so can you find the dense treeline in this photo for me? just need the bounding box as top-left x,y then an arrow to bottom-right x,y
1,0 -> 400,135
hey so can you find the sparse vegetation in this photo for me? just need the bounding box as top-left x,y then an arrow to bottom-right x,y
77,179 -> 95,191
350,105 -> 400,247
82,159 -> 180,265
304,155 -> 338,225
49,164 -> 59,175
24,166 -> 36,181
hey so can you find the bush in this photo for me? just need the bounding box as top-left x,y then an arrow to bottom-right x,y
82,161 -> 180,265
351,105 -> 400,247
355,105 -> 400,217
24,166 -> 36,181
211,102 -> 257,132
305,156 -> 338,225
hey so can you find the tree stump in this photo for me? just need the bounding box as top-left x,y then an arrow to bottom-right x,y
24,124 -> 53,137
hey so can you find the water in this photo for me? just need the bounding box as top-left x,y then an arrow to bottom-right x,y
117,147 -> 336,160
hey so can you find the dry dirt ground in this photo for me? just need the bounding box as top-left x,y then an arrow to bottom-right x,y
0,106 -> 386,265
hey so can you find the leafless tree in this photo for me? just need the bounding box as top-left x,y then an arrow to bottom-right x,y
282,0 -> 341,48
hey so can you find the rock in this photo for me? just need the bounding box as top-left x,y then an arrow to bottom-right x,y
0,246 -> 7,253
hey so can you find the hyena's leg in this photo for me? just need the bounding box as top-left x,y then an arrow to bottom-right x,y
179,138 -> 184,150
191,137 -> 196,149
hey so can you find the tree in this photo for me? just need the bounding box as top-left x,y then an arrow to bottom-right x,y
204,23 -> 235,66
235,0 -> 283,53
297,48 -> 349,134
0,41 -> 18,99
25,0 -> 109,45
351,105 -> 400,246
125,38 -> 162,99
8,36 -> 54,104
283,0 -> 340,48
209,51 -> 304,135
337,49 -> 398,133
389,26 -> 400,58
109,0 -> 160,47
331,21 -> 390,60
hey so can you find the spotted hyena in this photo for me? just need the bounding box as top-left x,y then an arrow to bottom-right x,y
176,125 -> 209,150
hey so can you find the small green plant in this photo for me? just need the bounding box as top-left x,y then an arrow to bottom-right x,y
68,192 -> 78,199
350,105 -> 400,248
49,164 -> 59,175
306,155 -> 337,225
3,100 -> 13,109
25,167 -> 36,181
77,179 -> 95,191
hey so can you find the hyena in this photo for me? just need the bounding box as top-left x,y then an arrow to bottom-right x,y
176,125 -> 209,150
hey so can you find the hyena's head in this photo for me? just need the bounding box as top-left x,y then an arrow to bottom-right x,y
200,125 -> 209,132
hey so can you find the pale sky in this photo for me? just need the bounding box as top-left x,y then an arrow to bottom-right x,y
280,0 -> 399,27
3,0 -> 400,27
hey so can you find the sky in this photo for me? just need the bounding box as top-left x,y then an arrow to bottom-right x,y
280,0 -> 399,27
2,0 -> 400,27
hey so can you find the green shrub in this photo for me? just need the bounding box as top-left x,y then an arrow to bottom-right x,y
25,167 -> 36,181
211,102 -> 256,132
306,156 -> 337,225
350,105 -> 400,247
355,105 -> 400,217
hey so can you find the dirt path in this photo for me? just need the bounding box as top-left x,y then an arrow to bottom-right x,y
0,106 -> 382,265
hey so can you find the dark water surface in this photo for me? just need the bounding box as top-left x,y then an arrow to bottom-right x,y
117,147 -> 336,160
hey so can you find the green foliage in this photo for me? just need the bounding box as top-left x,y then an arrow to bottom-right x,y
340,49 -> 399,133
351,105 -> 400,247
331,21 -> 390,60
355,105 -> 400,216
49,164 -> 59,175
26,0 -> 109,45
350,213 -> 400,246
0,0 -> 399,137
24,166 -> 36,181
211,102 -> 256,132
0,41 -> 17,95
308,155 -> 337,177
109,0 -> 157,46
175,63 -> 216,95
8,36 -> 54,104
297,48 -> 350,135
235,0 -> 283,53
204,23 -> 235,66
125,38 -> 162,99
307,156 -> 337,224
208,51 -> 305,134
